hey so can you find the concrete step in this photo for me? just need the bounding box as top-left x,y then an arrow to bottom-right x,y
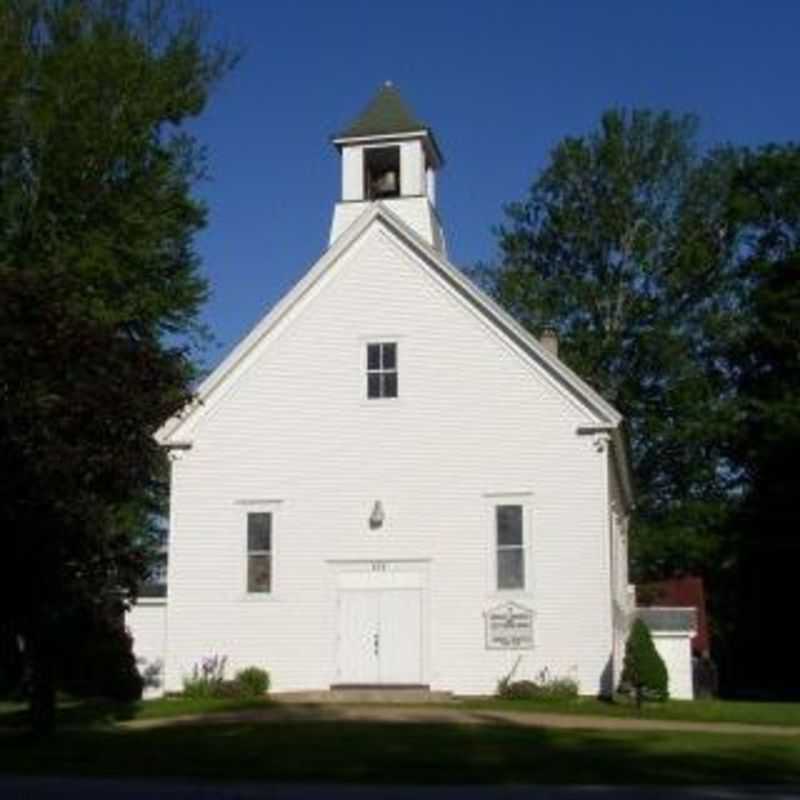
273,687 -> 454,704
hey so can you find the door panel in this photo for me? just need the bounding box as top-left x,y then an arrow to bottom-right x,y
337,591 -> 379,684
379,589 -> 422,684
337,588 -> 422,685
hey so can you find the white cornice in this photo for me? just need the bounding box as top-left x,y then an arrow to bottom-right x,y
332,130 -> 428,146
331,130 -> 443,167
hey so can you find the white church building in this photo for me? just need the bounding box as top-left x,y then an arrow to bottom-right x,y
128,85 -> 694,699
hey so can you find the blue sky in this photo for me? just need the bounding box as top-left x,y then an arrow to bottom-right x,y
191,1 -> 800,368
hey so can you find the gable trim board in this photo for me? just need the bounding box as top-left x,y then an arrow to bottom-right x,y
157,202 -> 633,509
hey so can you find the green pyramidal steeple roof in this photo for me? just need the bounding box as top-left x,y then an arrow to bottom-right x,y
338,82 -> 427,138
335,83 -> 443,164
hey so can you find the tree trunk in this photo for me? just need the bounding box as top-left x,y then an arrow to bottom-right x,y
29,638 -> 56,734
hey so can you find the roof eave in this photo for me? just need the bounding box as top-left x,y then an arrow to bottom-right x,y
576,423 -> 636,512
156,203 -> 388,446
372,203 -> 624,426
331,129 -> 444,168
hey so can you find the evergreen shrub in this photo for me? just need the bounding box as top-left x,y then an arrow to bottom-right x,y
619,619 -> 669,706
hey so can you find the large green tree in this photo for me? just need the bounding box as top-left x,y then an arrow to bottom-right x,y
480,111 -> 800,694
0,0 -> 235,730
716,145 -> 800,694
478,109 -> 740,578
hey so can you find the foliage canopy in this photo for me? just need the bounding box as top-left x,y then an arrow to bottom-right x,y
0,0 -> 235,730
481,109 -> 800,694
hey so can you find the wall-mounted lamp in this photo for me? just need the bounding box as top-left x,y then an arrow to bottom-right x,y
369,500 -> 385,530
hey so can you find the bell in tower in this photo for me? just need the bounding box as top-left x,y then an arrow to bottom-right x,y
329,82 -> 446,253
364,146 -> 401,200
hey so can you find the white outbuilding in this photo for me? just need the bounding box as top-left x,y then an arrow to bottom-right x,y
129,84 -> 650,698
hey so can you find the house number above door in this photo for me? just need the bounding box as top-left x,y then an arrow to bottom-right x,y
370,561 -> 387,572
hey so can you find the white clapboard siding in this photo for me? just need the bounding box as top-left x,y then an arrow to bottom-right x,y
652,633 -> 695,700
608,459 -> 630,689
330,197 -> 443,250
161,223 -> 618,696
127,601 -> 167,698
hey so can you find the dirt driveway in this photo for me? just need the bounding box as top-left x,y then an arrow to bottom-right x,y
120,703 -> 800,737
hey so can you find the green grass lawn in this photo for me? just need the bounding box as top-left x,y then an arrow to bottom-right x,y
2,695 -> 799,784
0,695 -> 273,728
0,719 -> 798,785
2,693 -> 799,729
462,695 -> 800,727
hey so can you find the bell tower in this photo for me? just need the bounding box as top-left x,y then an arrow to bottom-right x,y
330,82 -> 446,253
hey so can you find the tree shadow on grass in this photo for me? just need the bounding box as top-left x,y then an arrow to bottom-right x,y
0,718 -> 798,785
0,698 -> 140,730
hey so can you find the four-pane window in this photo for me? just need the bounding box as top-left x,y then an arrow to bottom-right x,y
496,505 -> 525,590
247,512 -> 272,593
366,342 -> 398,399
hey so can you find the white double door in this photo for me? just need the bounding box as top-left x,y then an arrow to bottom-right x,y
337,589 -> 422,685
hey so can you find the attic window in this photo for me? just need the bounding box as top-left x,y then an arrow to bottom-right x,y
366,342 -> 398,399
364,146 -> 400,199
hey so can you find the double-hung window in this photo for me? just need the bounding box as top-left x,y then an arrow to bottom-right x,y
496,505 -> 525,590
247,512 -> 272,594
366,342 -> 398,399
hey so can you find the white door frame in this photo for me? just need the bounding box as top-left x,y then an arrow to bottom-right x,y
327,559 -> 430,687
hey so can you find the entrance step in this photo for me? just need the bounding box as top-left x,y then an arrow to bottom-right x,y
273,686 -> 453,704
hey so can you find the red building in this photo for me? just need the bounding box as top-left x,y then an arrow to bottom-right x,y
637,576 -> 710,658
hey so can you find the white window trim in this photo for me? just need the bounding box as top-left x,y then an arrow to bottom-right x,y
363,340 -> 400,401
241,500 -> 281,599
486,494 -> 533,596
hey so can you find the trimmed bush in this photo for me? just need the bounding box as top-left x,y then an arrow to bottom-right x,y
182,659 -> 270,699
620,619 -> 669,707
234,667 -> 270,697
182,655 -> 227,698
497,667 -> 579,700
497,678 -> 537,699
212,680 -> 247,698
58,607 -> 143,703
536,675 -> 579,699
85,624 -> 143,702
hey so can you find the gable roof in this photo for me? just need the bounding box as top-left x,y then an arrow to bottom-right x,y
158,203 -> 633,506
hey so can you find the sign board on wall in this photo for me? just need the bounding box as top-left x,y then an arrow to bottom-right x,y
485,602 -> 534,650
